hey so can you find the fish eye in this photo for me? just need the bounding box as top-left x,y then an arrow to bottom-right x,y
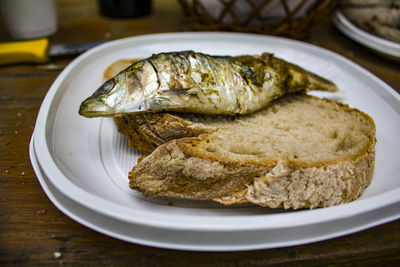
101,79 -> 115,93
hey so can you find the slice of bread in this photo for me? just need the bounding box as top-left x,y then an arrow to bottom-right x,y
127,95 -> 376,209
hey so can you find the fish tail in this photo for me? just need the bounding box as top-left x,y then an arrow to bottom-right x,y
305,70 -> 338,92
287,62 -> 338,93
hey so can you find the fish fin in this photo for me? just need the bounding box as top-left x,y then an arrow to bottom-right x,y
150,87 -> 218,113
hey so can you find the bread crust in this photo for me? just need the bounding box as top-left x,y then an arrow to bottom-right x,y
129,133 -> 375,209
114,113 -> 197,154
114,112 -> 220,154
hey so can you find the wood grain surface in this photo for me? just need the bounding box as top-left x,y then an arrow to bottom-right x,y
1,0 -> 399,265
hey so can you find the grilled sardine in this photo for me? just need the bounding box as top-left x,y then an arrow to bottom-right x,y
79,51 -> 337,117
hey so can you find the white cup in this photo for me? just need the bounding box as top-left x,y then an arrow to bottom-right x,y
0,0 -> 57,39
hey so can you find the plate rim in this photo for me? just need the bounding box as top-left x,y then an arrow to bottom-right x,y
33,32 -> 400,232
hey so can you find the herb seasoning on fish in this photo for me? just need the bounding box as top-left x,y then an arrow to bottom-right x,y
79,51 -> 337,117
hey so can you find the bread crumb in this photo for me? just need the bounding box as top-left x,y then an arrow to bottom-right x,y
53,252 -> 62,259
37,209 -> 46,215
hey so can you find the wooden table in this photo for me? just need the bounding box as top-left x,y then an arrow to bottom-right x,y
1,0 -> 399,265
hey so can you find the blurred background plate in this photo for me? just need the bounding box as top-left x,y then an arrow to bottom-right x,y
333,9 -> 400,62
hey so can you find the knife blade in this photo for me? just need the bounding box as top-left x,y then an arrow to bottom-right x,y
48,40 -> 106,57
0,38 -> 106,65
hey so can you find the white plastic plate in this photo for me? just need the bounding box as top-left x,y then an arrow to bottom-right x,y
31,32 -> 400,251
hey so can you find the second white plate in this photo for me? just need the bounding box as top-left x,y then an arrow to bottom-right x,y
333,9 -> 400,62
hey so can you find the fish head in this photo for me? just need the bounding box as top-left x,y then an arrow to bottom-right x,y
79,60 -> 159,117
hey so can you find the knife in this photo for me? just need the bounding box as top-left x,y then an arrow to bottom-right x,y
0,38 -> 106,65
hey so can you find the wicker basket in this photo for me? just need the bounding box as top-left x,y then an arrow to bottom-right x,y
178,0 -> 339,39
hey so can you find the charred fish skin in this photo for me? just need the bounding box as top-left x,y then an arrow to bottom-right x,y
79,51 -> 337,117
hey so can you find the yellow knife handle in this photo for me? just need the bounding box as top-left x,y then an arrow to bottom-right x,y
0,38 -> 49,65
